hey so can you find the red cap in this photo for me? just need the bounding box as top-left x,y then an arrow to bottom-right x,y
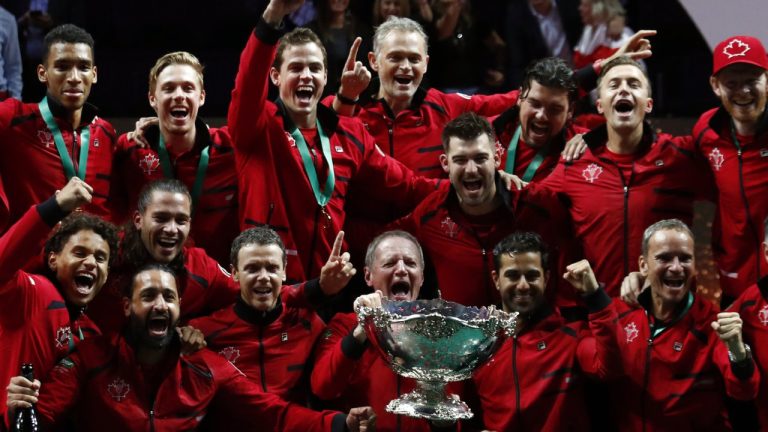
712,35 -> 768,75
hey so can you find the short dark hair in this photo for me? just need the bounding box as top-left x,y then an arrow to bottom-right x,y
43,24 -> 95,64
493,231 -> 549,271
230,227 -> 286,268
274,27 -> 328,70
521,57 -> 578,103
364,230 -> 424,269
641,219 -> 693,257
125,263 -> 177,297
137,179 -> 191,215
441,112 -> 496,152
44,213 -> 119,268
597,56 -> 652,97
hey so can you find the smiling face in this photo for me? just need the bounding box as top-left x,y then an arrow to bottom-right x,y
270,42 -> 327,127
124,268 -> 180,349
365,236 -> 424,301
493,251 -> 547,315
597,64 -> 653,134
379,0 -> 404,20
640,228 -> 695,308
440,132 -> 500,216
234,243 -> 286,312
38,42 -> 97,113
370,30 -> 428,107
134,191 -> 191,263
48,229 -> 110,307
710,64 -> 768,133
518,80 -> 571,149
149,64 -> 205,138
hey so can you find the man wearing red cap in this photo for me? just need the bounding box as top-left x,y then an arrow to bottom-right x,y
693,35 -> 768,306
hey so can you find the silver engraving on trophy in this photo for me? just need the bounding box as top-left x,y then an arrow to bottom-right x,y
356,298 -> 517,421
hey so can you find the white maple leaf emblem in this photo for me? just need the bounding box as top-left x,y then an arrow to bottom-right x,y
723,39 -> 751,58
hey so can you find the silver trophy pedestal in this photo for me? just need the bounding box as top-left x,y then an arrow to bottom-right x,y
356,298 -> 517,422
386,380 -> 471,421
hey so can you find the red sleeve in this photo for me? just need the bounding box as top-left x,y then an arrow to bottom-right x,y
0,203 -> 54,290
577,294 -> 624,379
108,133 -> 133,225
203,255 -> 240,312
713,337 -> 760,401
445,90 -> 520,118
36,352 -> 87,428
310,314 -> 362,400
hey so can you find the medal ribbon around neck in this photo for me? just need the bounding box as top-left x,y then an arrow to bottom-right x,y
156,134 -> 210,212
290,121 -> 335,208
39,96 -> 90,180
504,125 -> 547,182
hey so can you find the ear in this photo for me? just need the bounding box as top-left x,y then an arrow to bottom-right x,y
364,266 -> 373,287
596,95 -> 605,115
493,145 -> 501,169
37,64 -> 47,84
231,264 -> 239,283
123,296 -> 131,318
199,88 -> 206,107
47,251 -> 58,273
644,97 -> 653,114
148,90 -> 158,112
491,270 -> 500,291
439,153 -> 449,174
92,65 -> 98,84
133,210 -> 142,230
270,67 -> 280,87
542,270 -> 550,288
763,241 -> 768,265
638,255 -> 649,276
709,75 -> 721,97
368,51 -> 378,72
423,54 -> 429,74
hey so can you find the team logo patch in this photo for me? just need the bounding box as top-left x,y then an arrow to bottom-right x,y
322,329 -> 334,340
708,147 -> 725,171
722,38 -> 751,59
624,322 -> 639,343
759,305 -> 768,326
655,160 -> 664,167
285,131 -> 296,147
219,346 -> 240,364
582,163 -> 603,183
335,146 -> 344,153
37,130 -> 53,148
281,332 -> 289,342
440,216 -> 459,239
760,148 -> 768,158
107,378 -> 131,402
55,326 -> 72,349
93,138 -> 100,148
537,341 -> 547,351
673,341 -> 683,352
139,153 -> 160,176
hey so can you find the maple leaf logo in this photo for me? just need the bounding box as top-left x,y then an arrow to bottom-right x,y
708,148 -> 724,171
582,163 -> 603,183
759,305 -> 768,326
624,322 -> 639,343
723,39 -> 751,59
219,346 -> 240,364
139,153 -> 160,176
107,378 -> 131,402
441,216 -> 459,238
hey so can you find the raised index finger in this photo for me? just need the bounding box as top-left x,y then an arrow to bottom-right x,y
345,37 -> 362,71
331,230 -> 345,258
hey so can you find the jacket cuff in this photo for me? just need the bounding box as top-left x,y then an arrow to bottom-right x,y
730,358 -> 755,381
332,413 -> 348,432
36,196 -> 68,227
255,17 -> 283,45
304,279 -> 329,306
583,288 -> 611,313
341,331 -> 368,359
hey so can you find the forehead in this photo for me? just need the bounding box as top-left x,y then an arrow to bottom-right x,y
378,30 -> 427,55
280,43 -> 325,67
156,64 -> 202,87
133,270 -> 177,294
61,229 -> 109,252
601,64 -> 648,85
447,133 -> 494,156
526,80 -> 570,105
237,243 -> 284,265
146,191 -> 191,212
498,251 -> 543,271
716,63 -> 767,81
374,237 -> 420,261
46,42 -> 94,65
647,229 -> 693,252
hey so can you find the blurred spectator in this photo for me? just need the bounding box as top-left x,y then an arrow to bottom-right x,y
0,4 -> 22,99
17,0 -> 54,101
502,0 -> 582,89
310,0 -> 372,96
372,0 -> 409,26
573,0 -> 633,69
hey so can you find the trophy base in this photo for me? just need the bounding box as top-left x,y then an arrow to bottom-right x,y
385,381 -> 473,421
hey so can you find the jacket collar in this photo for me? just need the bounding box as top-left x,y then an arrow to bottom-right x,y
492,105 -> 569,154
145,117 -> 213,154
638,287 -> 693,323
361,77 -> 429,116
517,303 -> 556,334
707,105 -> 768,140
582,121 -> 657,156
275,98 -> 340,134
233,295 -> 283,326
44,92 -> 99,127
443,172 -> 518,215
758,275 -> 768,301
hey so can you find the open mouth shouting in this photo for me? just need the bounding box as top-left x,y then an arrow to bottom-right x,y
295,86 -> 315,105
613,99 -> 635,119
156,237 -> 180,258
662,276 -> 686,291
462,178 -> 484,196
389,280 -> 412,301
73,272 -> 96,296
169,106 -> 190,123
393,75 -> 414,88
147,312 -> 171,338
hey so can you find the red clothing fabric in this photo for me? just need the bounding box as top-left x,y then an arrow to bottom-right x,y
0,200 -> 100,418
311,312 -> 457,432
0,97 -> 116,232
188,291 -> 325,403
228,20 -> 436,284
603,293 -> 759,431
728,278 -> 768,429
468,291 -> 618,432
88,246 -> 240,337
535,125 -> 709,295
37,334 -> 347,432
693,107 -> 768,298
110,121 -> 239,265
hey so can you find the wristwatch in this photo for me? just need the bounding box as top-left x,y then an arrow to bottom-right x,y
728,343 -> 752,363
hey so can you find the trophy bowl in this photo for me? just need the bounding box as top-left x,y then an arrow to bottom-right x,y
356,298 -> 517,421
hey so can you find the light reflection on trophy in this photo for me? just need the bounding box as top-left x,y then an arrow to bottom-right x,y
356,298 -> 518,421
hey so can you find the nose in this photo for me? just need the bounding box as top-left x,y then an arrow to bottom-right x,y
66,67 -> 82,83
82,254 -> 97,269
516,277 -> 531,292
171,86 -> 185,99
256,267 -> 271,280
465,160 -> 479,175
161,220 -> 179,235
151,294 -> 169,311
669,257 -> 684,272
394,260 -> 408,275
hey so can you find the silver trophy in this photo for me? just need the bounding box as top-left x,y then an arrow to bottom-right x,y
356,298 -> 518,421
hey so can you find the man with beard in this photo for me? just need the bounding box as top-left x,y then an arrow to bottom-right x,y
535,57 -> 710,296
228,0 -> 436,285
0,177 -> 119,419
394,112 -> 560,307
6,264 -> 376,431
0,24 -> 117,232
189,227 -> 354,408
599,219 -> 758,430
693,35 -> 768,306
466,231 -> 617,431
312,230 -> 449,431
111,51 -> 239,265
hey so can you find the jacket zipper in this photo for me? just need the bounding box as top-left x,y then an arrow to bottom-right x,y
735,148 -> 762,280
641,336 -> 652,432
512,337 -> 522,428
259,326 -> 267,391
307,206 -> 321,277
149,395 -> 156,432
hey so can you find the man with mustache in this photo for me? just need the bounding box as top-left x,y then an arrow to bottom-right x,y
0,176 -> 119,420
0,24 -> 116,232
7,264 -> 375,431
